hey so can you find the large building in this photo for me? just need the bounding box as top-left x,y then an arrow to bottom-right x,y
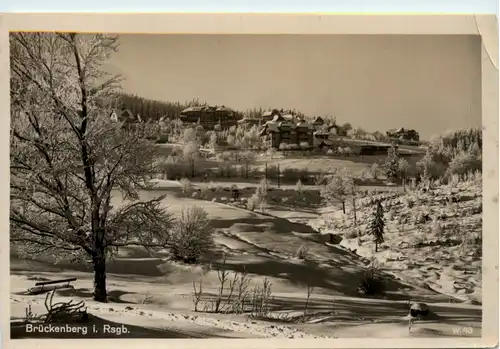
259,115 -> 315,149
238,108 -> 296,128
179,105 -> 239,129
386,127 -> 420,142
258,112 -> 343,149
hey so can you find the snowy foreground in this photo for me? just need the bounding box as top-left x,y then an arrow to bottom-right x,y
10,180 -> 482,339
10,275 -> 482,339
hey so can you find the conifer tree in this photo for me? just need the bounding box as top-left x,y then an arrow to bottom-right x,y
384,145 -> 400,183
368,201 -> 385,252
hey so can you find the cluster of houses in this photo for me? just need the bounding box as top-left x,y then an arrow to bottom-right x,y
178,106 -> 339,149
110,105 -> 340,149
110,104 -> 415,152
249,110 -> 336,149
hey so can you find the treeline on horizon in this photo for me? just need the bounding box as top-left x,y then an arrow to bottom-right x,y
113,93 -> 203,121
113,93 -> 337,124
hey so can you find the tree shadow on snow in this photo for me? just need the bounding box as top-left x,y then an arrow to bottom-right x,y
209,216 -> 319,235
11,253 -> 172,278
207,254 -> 429,302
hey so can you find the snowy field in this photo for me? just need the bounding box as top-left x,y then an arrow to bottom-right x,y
11,179 -> 482,339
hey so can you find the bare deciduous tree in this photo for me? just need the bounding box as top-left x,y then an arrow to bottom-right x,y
168,205 -> 214,263
183,128 -> 197,144
320,169 -> 353,214
183,141 -> 200,178
348,180 -> 359,227
240,151 -> 256,179
397,157 -> 410,189
208,131 -> 218,151
226,134 -> 235,147
10,32 -> 173,303
299,141 -> 310,156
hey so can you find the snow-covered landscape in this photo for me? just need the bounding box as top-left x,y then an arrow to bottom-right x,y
11,176 -> 483,338
9,31 -> 486,342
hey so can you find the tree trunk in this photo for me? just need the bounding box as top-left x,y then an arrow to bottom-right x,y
375,241 -> 378,253
277,163 -> 280,188
191,161 -> 195,178
342,200 -> 346,214
353,200 -> 357,226
92,249 -> 107,302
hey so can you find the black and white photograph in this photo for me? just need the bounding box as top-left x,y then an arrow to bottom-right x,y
5,14 -> 497,345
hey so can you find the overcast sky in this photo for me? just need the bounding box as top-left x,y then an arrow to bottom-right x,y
105,34 -> 481,140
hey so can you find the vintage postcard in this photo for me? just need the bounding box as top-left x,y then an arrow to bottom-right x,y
0,13 -> 498,349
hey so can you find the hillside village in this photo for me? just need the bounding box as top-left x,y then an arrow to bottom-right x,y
10,32 -> 483,339
110,97 -> 422,154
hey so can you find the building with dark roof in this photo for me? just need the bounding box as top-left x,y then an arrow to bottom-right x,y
260,119 -> 315,149
312,116 -> 325,128
179,105 -> 239,129
110,109 -> 141,124
261,109 -> 282,121
386,127 -> 420,141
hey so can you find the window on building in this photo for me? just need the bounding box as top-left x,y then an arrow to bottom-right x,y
281,131 -> 291,143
